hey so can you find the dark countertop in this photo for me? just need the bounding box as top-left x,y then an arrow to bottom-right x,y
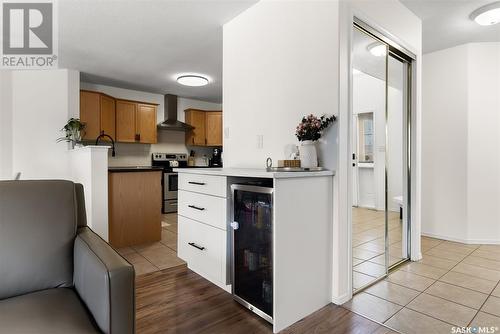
108,166 -> 163,173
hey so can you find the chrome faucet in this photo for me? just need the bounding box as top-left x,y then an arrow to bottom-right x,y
95,131 -> 116,157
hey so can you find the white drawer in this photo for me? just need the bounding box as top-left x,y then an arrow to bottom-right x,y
178,216 -> 227,285
178,190 -> 227,230
178,174 -> 227,198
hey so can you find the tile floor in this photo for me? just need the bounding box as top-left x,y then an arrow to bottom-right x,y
352,208 -> 405,290
117,213 -> 185,275
345,236 -> 500,334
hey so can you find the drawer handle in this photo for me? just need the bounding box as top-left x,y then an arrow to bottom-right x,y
188,181 -> 206,185
188,205 -> 205,211
188,242 -> 205,251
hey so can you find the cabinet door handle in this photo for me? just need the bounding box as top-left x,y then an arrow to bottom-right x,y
188,181 -> 205,185
188,205 -> 205,211
188,242 -> 205,251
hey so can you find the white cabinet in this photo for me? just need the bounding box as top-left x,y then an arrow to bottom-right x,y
177,174 -> 229,290
178,173 -> 226,197
178,190 -> 226,230
178,216 -> 226,285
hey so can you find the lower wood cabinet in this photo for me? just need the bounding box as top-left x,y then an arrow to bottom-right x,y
108,170 -> 162,248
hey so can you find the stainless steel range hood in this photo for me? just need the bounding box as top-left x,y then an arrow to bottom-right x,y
157,94 -> 193,131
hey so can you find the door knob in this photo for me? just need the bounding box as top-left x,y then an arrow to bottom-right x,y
230,221 -> 239,230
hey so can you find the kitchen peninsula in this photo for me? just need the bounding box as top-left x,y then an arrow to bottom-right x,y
174,167 -> 334,333
108,167 -> 163,248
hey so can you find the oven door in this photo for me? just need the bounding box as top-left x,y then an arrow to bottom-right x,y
164,172 -> 178,200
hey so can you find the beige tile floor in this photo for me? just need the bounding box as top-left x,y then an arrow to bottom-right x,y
352,208 -> 405,290
345,234 -> 500,333
117,213 -> 185,276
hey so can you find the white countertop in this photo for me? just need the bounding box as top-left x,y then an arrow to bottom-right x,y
173,167 -> 335,178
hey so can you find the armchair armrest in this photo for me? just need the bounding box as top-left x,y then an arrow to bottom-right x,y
74,227 -> 135,334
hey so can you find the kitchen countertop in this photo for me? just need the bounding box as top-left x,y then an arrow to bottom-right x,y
173,167 -> 335,178
108,166 -> 163,173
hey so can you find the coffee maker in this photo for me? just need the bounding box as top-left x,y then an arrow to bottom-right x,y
210,148 -> 222,167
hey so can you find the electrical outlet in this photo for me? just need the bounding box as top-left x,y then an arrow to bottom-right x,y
224,127 -> 230,139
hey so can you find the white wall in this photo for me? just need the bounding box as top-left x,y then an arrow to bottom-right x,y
0,70 -> 13,179
467,43 -> 500,243
80,82 -> 222,166
223,0 -> 339,169
1,69 -> 80,180
223,0 -> 422,308
423,42 -> 500,243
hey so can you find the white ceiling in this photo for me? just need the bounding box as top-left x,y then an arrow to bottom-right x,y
401,0 -> 500,53
58,0 -> 258,103
352,28 -> 405,90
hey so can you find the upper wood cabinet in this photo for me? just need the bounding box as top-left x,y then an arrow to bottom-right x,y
185,109 -> 222,147
115,100 -> 157,144
136,104 -> 157,144
116,100 -> 137,142
205,111 -> 223,146
80,90 -> 158,144
80,90 -> 115,140
185,109 -> 206,146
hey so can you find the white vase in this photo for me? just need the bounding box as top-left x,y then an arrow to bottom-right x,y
299,140 -> 318,168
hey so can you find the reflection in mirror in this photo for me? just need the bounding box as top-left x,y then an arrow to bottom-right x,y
352,24 -> 412,293
351,27 -> 388,292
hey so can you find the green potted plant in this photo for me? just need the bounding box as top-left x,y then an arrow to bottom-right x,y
57,118 -> 86,148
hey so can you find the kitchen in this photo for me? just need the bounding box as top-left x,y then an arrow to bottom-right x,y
76,79 -> 224,269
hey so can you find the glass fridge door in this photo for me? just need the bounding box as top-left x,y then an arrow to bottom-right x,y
231,185 -> 273,321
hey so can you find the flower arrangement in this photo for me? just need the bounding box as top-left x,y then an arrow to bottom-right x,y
295,114 -> 336,142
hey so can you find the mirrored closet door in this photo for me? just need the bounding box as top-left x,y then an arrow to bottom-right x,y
351,22 -> 413,292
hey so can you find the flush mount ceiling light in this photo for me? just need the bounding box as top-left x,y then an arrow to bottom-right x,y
176,75 -> 209,87
470,1 -> 500,26
368,43 -> 387,57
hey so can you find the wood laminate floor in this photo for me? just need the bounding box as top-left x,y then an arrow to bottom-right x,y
136,265 -> 396,334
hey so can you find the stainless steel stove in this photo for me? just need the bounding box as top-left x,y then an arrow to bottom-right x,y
151,153 -> 187,213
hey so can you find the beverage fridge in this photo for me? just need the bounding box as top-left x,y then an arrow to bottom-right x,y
230,184 -> 274,323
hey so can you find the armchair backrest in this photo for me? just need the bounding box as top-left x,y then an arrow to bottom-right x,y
0,180 -> 85,300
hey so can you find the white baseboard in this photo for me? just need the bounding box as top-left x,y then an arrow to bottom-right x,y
422,232 -> 500,245
332,292 -> 351,305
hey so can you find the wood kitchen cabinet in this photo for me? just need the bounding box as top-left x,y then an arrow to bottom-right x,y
81,90 -> 158,144
108,170 -> 162,248
136,104 -> 157,144
185,109 -> 222,146
80,90 -> 116,141
115,100 -> 158,144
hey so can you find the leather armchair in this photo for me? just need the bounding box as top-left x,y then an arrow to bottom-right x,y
0,180 -> 135,334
